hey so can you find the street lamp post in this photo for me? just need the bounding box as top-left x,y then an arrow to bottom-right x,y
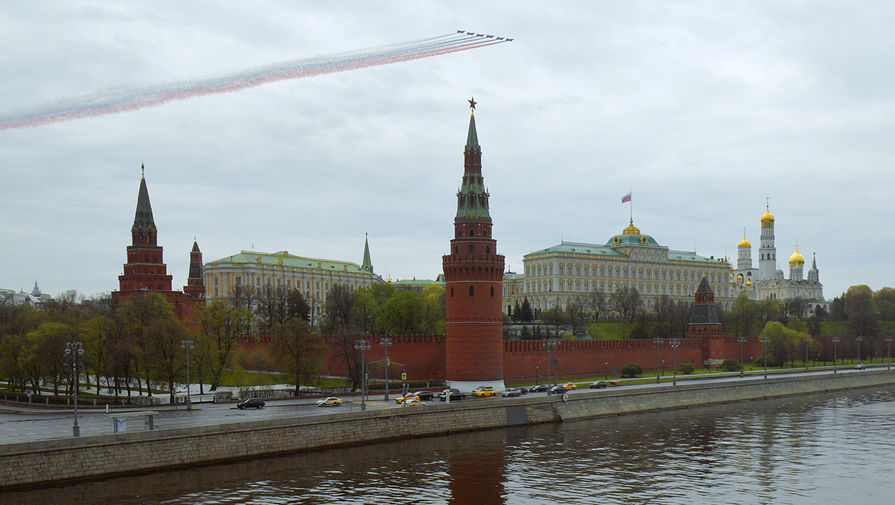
669,340 -> 680,386
803,336 -> 811,372
64,341 -> 84,437
856,336 -> 864,367
653,338 -> 663,383
543,339 -> 558,386
831,336 -> 840,374
737,337 -> 747,377
760,336 -> 770,379
354,339 -> 370,410
536,364 -> 540,385
380,337 -> 392,401
886,337 -> 893,371
604,361 -> 609,380
180,339 -> 194,410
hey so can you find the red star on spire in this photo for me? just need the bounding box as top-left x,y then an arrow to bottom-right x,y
468,97 -> 477,110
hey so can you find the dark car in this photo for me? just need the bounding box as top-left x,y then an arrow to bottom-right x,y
413,391 -> 435,401
548,385 -> 569,395
236,397 -> 265,409
529,384 -> 549,393
589,380 -> 607,389
438,388 -> 465,401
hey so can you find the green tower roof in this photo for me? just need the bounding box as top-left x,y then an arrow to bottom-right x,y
132,169 -> 157,233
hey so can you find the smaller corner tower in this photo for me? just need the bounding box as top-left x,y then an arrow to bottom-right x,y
688,276 -> 723,338
183,238 -> 205,299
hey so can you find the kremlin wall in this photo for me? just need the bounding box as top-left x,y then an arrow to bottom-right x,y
114,103 -> 793,387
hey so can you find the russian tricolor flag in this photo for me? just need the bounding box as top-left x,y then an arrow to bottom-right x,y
621,192 -> 632,203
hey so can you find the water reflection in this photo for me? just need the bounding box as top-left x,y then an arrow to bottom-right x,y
6,385 -> 895,505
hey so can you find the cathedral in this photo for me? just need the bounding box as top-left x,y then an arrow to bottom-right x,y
730,203 -> 828,314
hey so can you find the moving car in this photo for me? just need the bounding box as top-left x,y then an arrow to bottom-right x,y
528,384 -> 549,393
548,385 -> 569,395
395,394 -> 419,404
588,380 -> 607,389
473,386 -> 499,397
236,397 -> 265,409
855,362 -> 866,370
501,388 -> 523,397
563,382 -> 578,390
438,388 -> 465,401
412,391 -> 435,401
316,397 -> 343,407
403,399 -> 426,407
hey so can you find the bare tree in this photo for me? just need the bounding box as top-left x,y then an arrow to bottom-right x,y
610,286 -> 642,322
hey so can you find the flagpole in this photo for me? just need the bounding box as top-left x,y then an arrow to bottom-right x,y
629,190 -> 633,222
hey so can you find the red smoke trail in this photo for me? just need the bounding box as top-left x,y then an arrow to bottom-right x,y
0,34 -> 510,130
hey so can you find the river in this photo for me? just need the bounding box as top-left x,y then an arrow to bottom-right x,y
5,385 -> 895,504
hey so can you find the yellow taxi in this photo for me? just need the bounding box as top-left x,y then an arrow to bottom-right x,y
563,382 -> 577,390
395,394 -> 419,404
473,386 -> 499,397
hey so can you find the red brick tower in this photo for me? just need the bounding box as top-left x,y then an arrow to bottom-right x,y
183,239 -> 205,299
442,99 -> 505,390
115,165 -> 173,293
112,165 -> 200,328
687,276 -> 723,338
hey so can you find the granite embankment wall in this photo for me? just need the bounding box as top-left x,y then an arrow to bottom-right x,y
2,370 -> 894,489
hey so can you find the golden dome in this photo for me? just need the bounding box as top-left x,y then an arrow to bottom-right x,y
737,273 -> 744,281
745,278 -> 752,286
622,218 -> 640,235
789,246 -> 805,266
761,203 -> 775,223
738,235 -> 751,248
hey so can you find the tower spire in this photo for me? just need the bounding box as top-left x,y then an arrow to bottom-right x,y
361,233 -> 373,272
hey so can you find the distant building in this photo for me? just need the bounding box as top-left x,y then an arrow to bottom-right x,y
0,281 -> 52,306
390,277 -> 445,292
504,219 -> 733,318
730,204 -> 827,314
202,234 -> 384,317
111,167 -> 205,327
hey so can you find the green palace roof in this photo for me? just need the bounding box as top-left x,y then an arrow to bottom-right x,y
526,242 -> 726,265
207,250 -> 375,274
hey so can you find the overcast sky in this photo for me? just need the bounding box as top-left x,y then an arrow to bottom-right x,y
2,1 -> 893,301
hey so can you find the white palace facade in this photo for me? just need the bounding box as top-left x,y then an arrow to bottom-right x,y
503,219 -> 733,316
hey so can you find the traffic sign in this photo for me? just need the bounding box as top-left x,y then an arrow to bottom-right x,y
401,372 -> 407,380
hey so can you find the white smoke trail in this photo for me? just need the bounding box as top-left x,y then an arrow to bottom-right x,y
0,33 -> 509,130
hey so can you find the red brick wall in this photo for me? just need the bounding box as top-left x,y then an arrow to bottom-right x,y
240,335 -> 767,383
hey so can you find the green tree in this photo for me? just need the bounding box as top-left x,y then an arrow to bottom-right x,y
759,321 -> 808,367
873,287 -> 895,321
272,317 -> 323,393
727,294 -> 760,337
520,298 -> 534,322
199,299 -> 255,390
844,285 -> 879,339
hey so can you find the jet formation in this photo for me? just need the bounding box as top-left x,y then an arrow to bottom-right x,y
457,30 -> 514,41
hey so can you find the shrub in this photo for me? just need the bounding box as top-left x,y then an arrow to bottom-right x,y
677,363 -> 695,375
721,358 -> 742,372
620,363 -> 643,378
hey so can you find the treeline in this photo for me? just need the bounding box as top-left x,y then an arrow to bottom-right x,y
507,287 -> 694,340
505,284 -> 895,343
0,282 -> 446,399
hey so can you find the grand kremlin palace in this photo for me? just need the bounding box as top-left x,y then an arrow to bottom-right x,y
202,236 -> 383,315
503,219 -> 734,316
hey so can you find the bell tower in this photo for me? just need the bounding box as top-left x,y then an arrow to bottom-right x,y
442,99 -> 505,390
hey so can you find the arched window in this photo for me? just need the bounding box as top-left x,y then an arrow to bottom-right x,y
490,286 -> 494,296
469,286 -> 474,296
450,287 -> 454,297
468,244 -> 474,254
